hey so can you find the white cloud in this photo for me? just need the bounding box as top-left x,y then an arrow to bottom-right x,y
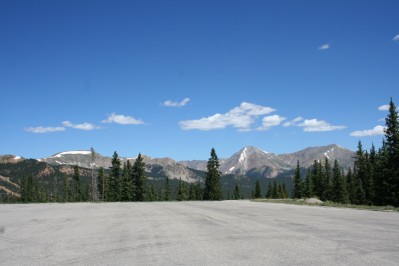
162,98 -> 190,107
318,43 -> 330,50
101,113 -> 144,125
25,126 -> 65,133
258,115 -> 286,131
393,34 -> 399,41
62,121 -> 99,131
378,104 -> 389,111
283,116 -> 304,127
298,119 -> 346,132
179,102 -> 275,131
378,104 -> 399,111
350,125 -> 385,137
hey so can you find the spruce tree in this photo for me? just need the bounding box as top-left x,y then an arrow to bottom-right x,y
195,182 -> 203,200
384,98 -> 399,206
188,183 -> 196,200
322,158 -> 332,201
255,180 -> 262,198
203,148 -> 222,201
63,175 -> 70,202
292,160 -> 303,199
265,181 -> 272,198
109,152 -> 121,201
271,180 -> 278,198
332,160 -> 349,203
303,169 -> 313,198
73,165 -> 81,202
122,161 -> 133,201
97,167 -> 105,201
177,178 -> 187,201
233,183 -> 241,200
132,153 -> 146,201
164,177 -> 170,201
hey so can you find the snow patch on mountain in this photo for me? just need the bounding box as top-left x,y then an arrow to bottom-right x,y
54,151 -> 91,157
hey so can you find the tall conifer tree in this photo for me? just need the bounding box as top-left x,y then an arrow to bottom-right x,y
132,153 -> 146,201
203,148 -> 222,200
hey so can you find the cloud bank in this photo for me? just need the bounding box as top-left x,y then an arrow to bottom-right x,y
350,125 -> 385,137
179,102 -> 275,131
25,126 -> 65,133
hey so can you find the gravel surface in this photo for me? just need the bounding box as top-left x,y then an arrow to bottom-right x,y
1,201 -> 398,265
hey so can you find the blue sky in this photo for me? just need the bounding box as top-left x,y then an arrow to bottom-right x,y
1,0 -> 398,160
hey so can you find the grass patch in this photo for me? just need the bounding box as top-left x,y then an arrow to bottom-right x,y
251,198 -> 399,212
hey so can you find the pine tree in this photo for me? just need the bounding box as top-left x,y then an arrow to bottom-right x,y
265,181 -> 272,198
109,151 -> 121,201
384,98 -> 399,206
203,148 -> 222,201
188,183 -> 196,200
292,160 -> 303,199
164,177 -> 170,201
177,178 -> 187,201
97,167 -> 105,201
233,183 -> 241,200
63,175 -> 70,202
332,160 -> 349,203
73,165 -> 81,202
271,180 -> 278,199
122,161 -> 133,201
322,158 -> 332,201
346,167 -> 356,203
132,153 -> 146,201
282,183 -> 288,198
255,180 -> 262,198
195,182 -> 203,200
303,169 -> 314,198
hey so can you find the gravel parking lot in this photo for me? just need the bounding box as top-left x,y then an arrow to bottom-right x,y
1,201 -> 398,265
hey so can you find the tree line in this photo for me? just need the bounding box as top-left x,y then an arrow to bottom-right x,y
13,98 -> 399,206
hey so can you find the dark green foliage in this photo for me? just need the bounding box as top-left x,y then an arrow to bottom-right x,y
132,153 -> 146,201
97,167 -> 105,201
176,178 -> 187,201
292,161 -> 303,199
164,177 -> 170,201
331,160 -> 349,204
20,175 -> 48,203
303,169 -> 314,198
188,183 -> 196,200
108,152 -> 121,201
321,158 -> 332,201
265,181 -> 272,198
254,180 -> 262,198
203,148 -> 222,201
194,182 -> 203,200
73,165 -> 82,202
384,98 -> 399,206
63,175 -> 71,202
233,183 -> 241,200
122,161 -> 133,201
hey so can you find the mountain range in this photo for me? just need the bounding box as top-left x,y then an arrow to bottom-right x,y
0,144 -> 355,199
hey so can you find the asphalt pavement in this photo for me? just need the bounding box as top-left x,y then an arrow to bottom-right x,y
1,201 -> 398,265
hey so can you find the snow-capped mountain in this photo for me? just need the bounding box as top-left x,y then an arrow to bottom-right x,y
220,146 -> 291,178
180,144 -> 355,178
39,151 -> 200,182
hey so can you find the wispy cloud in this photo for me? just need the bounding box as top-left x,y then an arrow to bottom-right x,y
25,126 -> 65,133
162,98 -> 190,107
101,113 -> 144,125
393,34 -> 399,41
283,116 -> 304,127
179,102 -> 275,131
62,121 -> 100,131
258,115 -> 286,131
318,43 -> 330,50
378,104 -> 389,111
378,104 -> 398,111
350,125 -> 385,137
298,119 -> 346,132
